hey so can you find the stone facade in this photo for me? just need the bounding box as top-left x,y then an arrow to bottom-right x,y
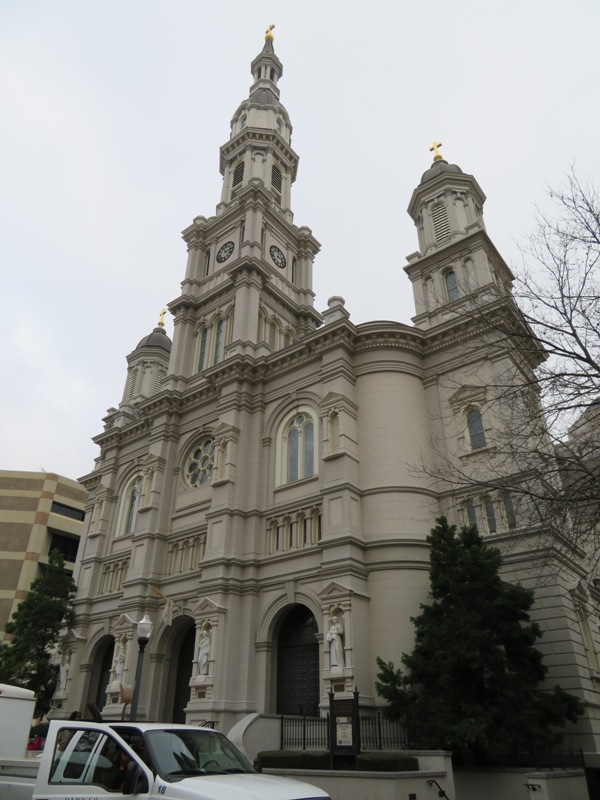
61,35 -> 600,752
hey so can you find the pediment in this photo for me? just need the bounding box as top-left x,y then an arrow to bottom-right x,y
448,385 -> 487,410
61,628 -> 87,645
113,613 -> 138,633
320,392 -> 359,415
319,581 -> 370,602
213,422 -> 240,439
190,596 -> 227,616
318,581 -> 352,600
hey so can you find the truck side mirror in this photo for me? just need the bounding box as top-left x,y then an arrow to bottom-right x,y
122,760 -> 149,795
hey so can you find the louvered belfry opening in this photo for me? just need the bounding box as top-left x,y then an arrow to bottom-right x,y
271,164 -> 282,193
431,202 -> 450,241
232,161 -> 245,188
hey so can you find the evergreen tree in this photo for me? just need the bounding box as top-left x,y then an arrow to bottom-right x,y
0,549 -> 76,716
376,517 -> 582,758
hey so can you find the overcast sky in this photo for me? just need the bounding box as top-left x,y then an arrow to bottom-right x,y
1,0 -> 597,481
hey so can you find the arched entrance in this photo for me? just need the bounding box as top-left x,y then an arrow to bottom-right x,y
171,625 -> 196,723
86,637 -> 114,714
276,605 -> 319,715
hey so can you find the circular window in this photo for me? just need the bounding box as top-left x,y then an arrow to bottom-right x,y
185,438 -> 215,487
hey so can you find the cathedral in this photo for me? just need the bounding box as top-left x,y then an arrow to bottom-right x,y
60,30 -> 600,752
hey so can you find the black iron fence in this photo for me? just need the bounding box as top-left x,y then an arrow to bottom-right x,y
280,713 -> 581,768
281,711 -> 407,751
281,714 -> 328,750
360,712 -> 408,750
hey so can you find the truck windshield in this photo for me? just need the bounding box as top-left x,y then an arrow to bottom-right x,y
144,729 -> 254,780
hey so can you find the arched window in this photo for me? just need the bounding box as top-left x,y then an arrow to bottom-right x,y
185,438 -> 215,487
503,493 -> 517,529
424,277 -> 434,311
444,270 -> 459,302
285,413 -> 315,483
197,328 -> 208,372
240,114 -> 247,129
258,308 -> 267,342
484,497 -> 497,533
120,476 -> 143,536
275,117 -> 282,134
465,500 -> 477,529
466,408 -> 487,450
213,319 -> 224,365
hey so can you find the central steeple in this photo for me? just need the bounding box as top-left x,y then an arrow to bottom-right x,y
167,29 -> 321,381
218,26 -> 298,218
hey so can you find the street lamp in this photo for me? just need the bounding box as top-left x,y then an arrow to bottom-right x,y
129,614 -> 153,721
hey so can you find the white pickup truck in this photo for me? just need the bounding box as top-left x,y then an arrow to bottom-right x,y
0,686 -> 329,800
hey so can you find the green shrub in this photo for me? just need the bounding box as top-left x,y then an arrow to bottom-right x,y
356,751 -> 418,771
256,751 -> 330,770
255,750 -> 418,772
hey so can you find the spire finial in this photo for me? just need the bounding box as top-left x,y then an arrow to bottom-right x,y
157,308 -> 167,328
265,23 -> 275,41
429,140 -> 443,162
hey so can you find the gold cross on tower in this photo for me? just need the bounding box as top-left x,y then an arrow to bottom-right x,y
265,24 -> 275,41
157,308 -> 167,327
429,140 -> 443,162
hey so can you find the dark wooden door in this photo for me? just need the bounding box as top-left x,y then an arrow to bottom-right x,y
277,606 -> 319,715
172,626 -> 195,723
95,640 -> 115,711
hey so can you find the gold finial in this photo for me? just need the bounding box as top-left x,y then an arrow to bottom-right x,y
429,140 -> 443,162
158,308 -> 167,328
265,23 -> 275,41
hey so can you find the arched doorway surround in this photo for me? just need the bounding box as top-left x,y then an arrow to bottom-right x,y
84,636 -> 114,715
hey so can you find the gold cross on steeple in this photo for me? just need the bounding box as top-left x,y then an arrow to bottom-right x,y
429,140 -> 443,161
158,308 -> 167,327
265,24 -> 275,41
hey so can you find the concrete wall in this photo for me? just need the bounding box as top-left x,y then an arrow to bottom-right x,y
265,766 -> 587,800
454,768 -> 586,800
264,768 -> 454,800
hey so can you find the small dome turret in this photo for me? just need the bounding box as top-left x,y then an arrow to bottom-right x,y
408,143 -> 486,257
420,159 -> 464,185
121,312 -> 171,408
135,326 -> 172,353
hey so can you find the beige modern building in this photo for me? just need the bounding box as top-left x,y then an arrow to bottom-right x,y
0,470 -> 86,639
60,33 -> 600,752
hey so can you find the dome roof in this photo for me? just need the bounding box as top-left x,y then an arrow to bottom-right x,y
420,159 -> 464,185
135,326 -> 172,353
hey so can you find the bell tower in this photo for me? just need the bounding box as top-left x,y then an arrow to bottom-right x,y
404,142 -> 514,330
218,24 -> 295,216
166,27 -> 321,383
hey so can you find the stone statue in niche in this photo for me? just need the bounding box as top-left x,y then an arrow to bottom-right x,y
327,616 -> 344,669
58,651 -> 71,692
112,640 -> 126,683
198,628 -> 211,675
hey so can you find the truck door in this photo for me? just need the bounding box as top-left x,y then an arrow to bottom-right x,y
35,727 -> 152,799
